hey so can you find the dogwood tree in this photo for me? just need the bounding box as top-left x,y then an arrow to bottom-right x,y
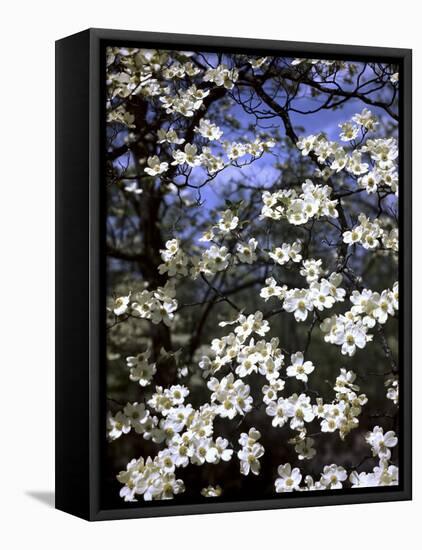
105,47 -> 399,503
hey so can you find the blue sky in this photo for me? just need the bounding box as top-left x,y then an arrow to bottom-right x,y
109,52 -> 398,234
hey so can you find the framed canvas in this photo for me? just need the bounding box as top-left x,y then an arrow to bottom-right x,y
55,28 -> 412,521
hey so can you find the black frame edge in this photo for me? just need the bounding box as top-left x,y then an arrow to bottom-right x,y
55,29 -> 92,521
90,27 -> 411,59
400,48 -> 412,501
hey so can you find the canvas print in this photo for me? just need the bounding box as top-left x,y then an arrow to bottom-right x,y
105,46 -> 400,507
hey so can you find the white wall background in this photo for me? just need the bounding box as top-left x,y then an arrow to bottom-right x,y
0,1 -> 419,547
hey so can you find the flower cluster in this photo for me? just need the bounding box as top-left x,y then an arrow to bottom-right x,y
203,64 -> 239,89
237,428 -> 265,475
349,426 -> 398,488
162,61 -> 201,80
349,461 -> 399,488
315,369 -> 368,440
107,104 -> 136,127
282,273 -> 346,322
110,280 -> 179,327
385,377 -> 399,405
350,283 -> 398,326
297,116 -> 398,197
108,400 -> 155,441
160,84 -> 210,117
266,393 -> 315,430
268,241 -> 302,265
199,316 -> 283,381
274,462 -> 348,492
274,452 -> 397,492
195,118 -> 223,140
198,146 -> 225,174
157,128 -> 185,145
195,244 -> 231,276
321,313 -> 373,356
197,208 -> 240,245
171,143 -> 201,167
360,138 -> 398,195
117,455 -> 186,502
131,280 -> 178,326
382,227 -> 399,252
261,180 -> 338,224
248,56 -> 268,69
343,214 -> 384,250
112,307 -> 397,500
338,108 -> 378,142
115,388 -> 235,501
126,350 -> 157,386
224,137 -> 275,161
152,130 -> 274,182
321,282 -> 398,355
158,239 -> 189,277
107,49 -> 167,100
300,258 -> 323,283
282,432 -> 395,489
291,58 -> 337,68
207,373 -> 253,419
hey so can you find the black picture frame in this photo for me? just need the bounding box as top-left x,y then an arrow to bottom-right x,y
55,28 -> 412,521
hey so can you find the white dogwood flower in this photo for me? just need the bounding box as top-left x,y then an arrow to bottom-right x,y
283,289 -> 314,322
266,397 -> 289,427
236,238 -> 258,264
113,294 -> 130,316
260,277 -> 286,301
320,464 -> 347,489
366,426 -> 398,460
144,155 -> 168,176
218,209 -> 239,233
286,352 -> 315,382
195,118 -> 223,140
108,411 -> 131,441
201,485 -> 222,497
275,463 -> 302,492
294,437 -> 316,460
238,430 -> 264,475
